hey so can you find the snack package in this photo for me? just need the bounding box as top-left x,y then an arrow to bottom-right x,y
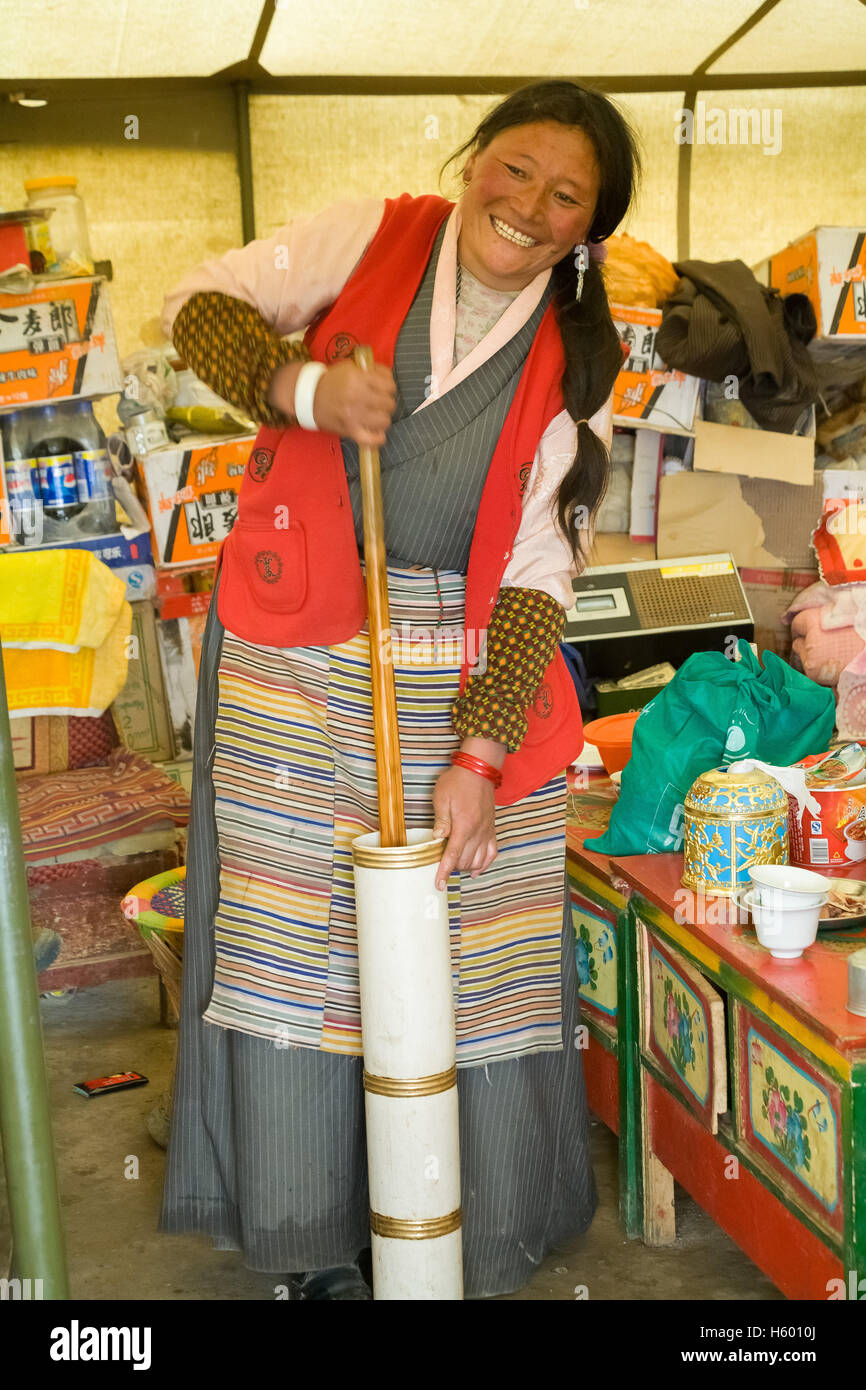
812,500 -> 866,586
601,233 -> 680,309
787,748 -> 866,867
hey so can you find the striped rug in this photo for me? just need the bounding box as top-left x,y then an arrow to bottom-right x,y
203,564 -> 567,1068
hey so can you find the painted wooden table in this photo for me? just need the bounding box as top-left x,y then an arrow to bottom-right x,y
566,775 -> 866,1301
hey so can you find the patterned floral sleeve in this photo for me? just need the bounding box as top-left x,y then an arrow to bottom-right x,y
170,291 -> 312,428
451,586 -> 566,754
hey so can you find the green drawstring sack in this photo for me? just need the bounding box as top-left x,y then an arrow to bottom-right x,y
584,641 -> 836,857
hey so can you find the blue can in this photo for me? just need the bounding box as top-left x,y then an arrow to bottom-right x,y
74,448 -> 111,503
37,453 -> 80,509
4,460 -> 40,510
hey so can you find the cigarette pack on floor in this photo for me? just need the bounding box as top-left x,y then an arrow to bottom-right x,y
135,434 -> 254,567
610,304 -> 701,434
787,748 -> 866,867
0,275 -> 122,409
766,227 -> 866,343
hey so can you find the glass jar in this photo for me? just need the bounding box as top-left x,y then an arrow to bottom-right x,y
23,176 -> 94,276
124,407 -> 170,458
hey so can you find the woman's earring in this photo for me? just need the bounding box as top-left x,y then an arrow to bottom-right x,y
574,244 -> 589,302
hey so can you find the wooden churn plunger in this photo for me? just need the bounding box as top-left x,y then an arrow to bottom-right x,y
349,345 -> 463,1300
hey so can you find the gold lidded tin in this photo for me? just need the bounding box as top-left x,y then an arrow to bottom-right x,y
682,765 -> 789,896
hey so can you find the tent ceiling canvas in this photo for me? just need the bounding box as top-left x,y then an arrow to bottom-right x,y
709,0 -> 866,72
1,0 -> 865,82
260,0 -> 760,77
0,0 -> 264,80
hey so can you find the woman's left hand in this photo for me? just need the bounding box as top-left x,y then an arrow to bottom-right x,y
432,766 -> 498,892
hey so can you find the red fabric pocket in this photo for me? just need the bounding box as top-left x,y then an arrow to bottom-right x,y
230,520 -> 309,615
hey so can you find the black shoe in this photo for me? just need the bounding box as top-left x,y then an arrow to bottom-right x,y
291,1264 -> 372,1301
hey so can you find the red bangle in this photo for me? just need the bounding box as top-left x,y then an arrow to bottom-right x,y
451,751 -> 503,788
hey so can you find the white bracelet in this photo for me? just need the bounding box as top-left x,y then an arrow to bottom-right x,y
293,361 -> 327,431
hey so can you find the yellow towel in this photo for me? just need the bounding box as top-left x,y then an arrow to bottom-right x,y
0,549 -> 127,651
4,602 -> 133,717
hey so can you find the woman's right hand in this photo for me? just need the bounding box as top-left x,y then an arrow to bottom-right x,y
270,358 -> 397,447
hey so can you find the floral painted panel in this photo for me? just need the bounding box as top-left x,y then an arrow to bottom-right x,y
746,1028 -> 839,1214
570,896 -> 617,1020
648,946 -> 711,1106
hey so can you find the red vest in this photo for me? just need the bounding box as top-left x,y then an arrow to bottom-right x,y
215,192 -> 582,803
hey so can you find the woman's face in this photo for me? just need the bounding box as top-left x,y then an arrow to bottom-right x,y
458,120 -> 600,292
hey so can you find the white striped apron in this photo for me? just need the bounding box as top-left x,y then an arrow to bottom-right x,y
203,564 -> 567,1068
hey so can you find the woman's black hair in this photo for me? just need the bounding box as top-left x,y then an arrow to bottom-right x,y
440,80 -> 641,567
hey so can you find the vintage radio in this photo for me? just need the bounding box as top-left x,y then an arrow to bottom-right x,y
563,553 -> 754,686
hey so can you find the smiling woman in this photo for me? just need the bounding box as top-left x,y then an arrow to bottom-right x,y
159,78 -> 640,1301
456,123 -> 602,289
441,81 -> 641,555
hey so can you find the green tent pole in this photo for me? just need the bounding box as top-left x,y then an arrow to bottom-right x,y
0,639 -> 69,1299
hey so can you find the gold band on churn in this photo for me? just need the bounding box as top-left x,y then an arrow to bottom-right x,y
369,1208 -> 463,1240
363,1065 -> 457,1098
351,838 -> 445,870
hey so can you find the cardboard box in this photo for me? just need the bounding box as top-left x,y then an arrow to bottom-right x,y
11,715 -> 68,776
738,567 -> 819,661
136,434 -> 253,567
155,562 -> 215,600
657,471 -> 824,569
159,589 -> 212,622
693,417 -> 814,488
610,303 -> 702,434
589,532 -> 656,566
767,227 -> 866,342
155,757 -> 195,796
110,600 -> 175,762
2,525 -> 154,570
0,275 -> 122,409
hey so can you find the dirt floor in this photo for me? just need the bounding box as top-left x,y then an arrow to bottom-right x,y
0,973 -> 783,1302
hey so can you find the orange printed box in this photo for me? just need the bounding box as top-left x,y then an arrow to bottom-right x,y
0,276 -> 122,409
136,434 -> 255,567
610,304 -> 701,434
768,227 -> 866,340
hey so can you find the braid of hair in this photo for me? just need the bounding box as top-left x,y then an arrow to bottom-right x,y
549,252 -> 623,568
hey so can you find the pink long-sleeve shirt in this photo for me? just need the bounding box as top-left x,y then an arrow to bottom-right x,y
161,195 -> 613,610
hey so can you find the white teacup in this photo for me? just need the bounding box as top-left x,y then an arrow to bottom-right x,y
844,819 -> 866,862
748,864 -> 829,911
742,890 -> 821,959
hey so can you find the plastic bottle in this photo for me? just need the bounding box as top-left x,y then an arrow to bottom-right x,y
70,399 -> 116,535
1,410 -> 41,546
33,403 -> 84,529
23,176 -> 94,276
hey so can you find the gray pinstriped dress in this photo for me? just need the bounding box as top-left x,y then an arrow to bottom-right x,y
158,223 -> 597,1297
